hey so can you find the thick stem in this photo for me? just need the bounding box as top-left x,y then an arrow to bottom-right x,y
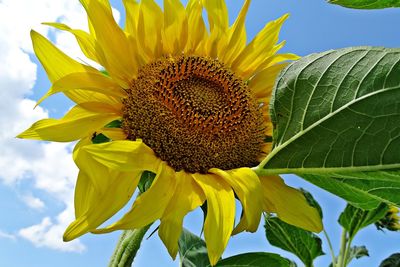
336,228 -> 348,267
108,225 -> 152,267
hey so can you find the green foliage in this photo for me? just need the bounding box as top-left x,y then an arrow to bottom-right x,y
380,253 -> 400,267
265,217 -> 324,267
214,252 -> 295,267
91,133 -> 110,144
137,171 -> 156,193
105,119 -> 122,128
301,188 -> 324,219
264,47 -> 400,174
301,171 -> 400,209
328,0 -> 400,9
178,229 -> 210,267
330,246 -> 369,267
338,203 -> 389,238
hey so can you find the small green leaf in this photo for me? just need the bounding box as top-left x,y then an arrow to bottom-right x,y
301,171 -> 400,210
346,246 -> 369,265
91,133 -> 110,144
380,253 -> 400,267
265,217 -> 324,267
339,202 -> 389,238
213,252 -> 294,267
328,0 -> 400,9
179,228 -> 210,267
262,47 -> 400,175
138,171 -> 156,193
301,189 -> 323,219
105,119 -> 122,128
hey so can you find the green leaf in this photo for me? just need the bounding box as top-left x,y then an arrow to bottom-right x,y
328,0 -> 400,9
105,119 -> 122,128
346,246 -> 369,265
179,228 -> 210,267
265,217 -> 324,267
213,252 -> 294,267
380,253 -> 400,267
301,171 -> 400,209
137,171 -> 156,193
300,189 -> 324,219
261,47 -> 400,175
339,203 -> 389,238
91,133 -> 110,144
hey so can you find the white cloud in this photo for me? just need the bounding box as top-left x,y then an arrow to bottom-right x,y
20,194 -> 46,211
0,0 -> 120,253
19,203 -> 85,253
0,230 -> 16,241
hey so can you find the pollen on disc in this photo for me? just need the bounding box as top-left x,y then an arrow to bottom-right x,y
122,55 -> 265,174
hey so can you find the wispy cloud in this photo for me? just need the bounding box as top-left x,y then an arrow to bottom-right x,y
0,230 -> 16,241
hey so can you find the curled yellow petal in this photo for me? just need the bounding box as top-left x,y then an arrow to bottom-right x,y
36,71 -> 126,106
260,175 -> 323,233
94,163 -> 177,233
81,140 -> 161,173
210,167 -> 263,235
43,22 -> 99,62
192,173 -> 235,266
64,169 -> 141,241
17,103 -> 120,142
159,171 -> 205,259
185,0 -> 207,54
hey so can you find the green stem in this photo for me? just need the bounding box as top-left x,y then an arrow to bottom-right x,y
108,225 -> 152,267
323,229 -> 337,267
336,228 -> 348,267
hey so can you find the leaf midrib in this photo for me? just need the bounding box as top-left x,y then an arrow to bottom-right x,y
261,84 -> 400,172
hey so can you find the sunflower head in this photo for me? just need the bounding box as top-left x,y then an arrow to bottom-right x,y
18,0 -> 322,265
376,206 -> 400,232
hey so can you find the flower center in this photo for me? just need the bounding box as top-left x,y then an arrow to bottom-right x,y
122,55 -> 265,173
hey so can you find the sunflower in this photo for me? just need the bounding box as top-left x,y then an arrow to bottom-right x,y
18,0 -> 322,265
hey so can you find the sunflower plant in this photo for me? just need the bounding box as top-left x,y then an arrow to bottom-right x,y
17,0 -> 400,266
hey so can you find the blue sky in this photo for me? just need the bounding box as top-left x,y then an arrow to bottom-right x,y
0,0 -> 399,266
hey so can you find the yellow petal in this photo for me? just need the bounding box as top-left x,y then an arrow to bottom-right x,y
203,0 -> 229,57
101,128 -> 126,140
232,14 -> 289,78
185,0 -> 207,54
159,171 -> 205,259
219,0 -> 250,66
80,0 -> 137,87
210,168 -> 263,235
31,30 -> 117,104
248,63 -> 288,100
74,170 -> 95,218
64,169 -> 141,241
86,0 -> 113,38
81,140 -> 161,173
163,0 -> 188,55
94,163 -> 177,233
42,22 -> 99,62
36,72 -> 125,106
260,175 -> 323,232
192,173 -> 235,266
137,0 -> 163,60
17,103 -> 120,142
123,0 -> 139,35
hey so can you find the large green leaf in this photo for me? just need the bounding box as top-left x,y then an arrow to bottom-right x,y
328,0 -> 400,9
213,252 -> 294,267
301,170 -> 400,209
338,203 -> 389,238
178,228 -> 210,267
265,217 -> 324,267
380,253 -> 400,267
260,47 -> 400,175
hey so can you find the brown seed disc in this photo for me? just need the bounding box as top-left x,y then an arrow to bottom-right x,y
122,55 -> 265,173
